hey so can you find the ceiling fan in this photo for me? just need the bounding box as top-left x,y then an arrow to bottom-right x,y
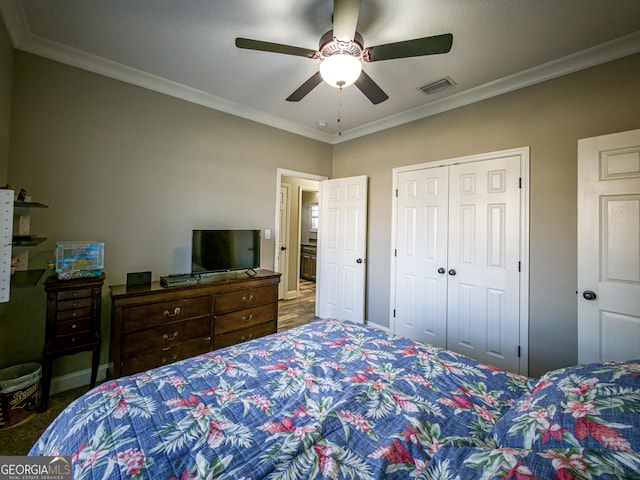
235,0 -> 453,105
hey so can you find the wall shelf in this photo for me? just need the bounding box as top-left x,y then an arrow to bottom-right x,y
14,201 -> 48,209
10,198 -> 49,291
10,268 -> 47,287
12,236 -> 47,247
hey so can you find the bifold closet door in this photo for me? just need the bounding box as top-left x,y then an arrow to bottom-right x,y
394,167 -> 449,347
393,154 -> 522,372
446,157 -> 521,370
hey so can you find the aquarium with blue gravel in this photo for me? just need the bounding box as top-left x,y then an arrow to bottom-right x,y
55,241 -> 104,279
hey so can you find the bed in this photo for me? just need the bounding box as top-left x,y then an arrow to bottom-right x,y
30,319 -> 640,479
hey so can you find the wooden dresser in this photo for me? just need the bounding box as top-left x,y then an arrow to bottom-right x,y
41,273 -> 104,411
109,269 -> 280,378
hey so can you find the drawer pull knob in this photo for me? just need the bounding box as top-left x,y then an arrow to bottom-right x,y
73,301 -> 79,307
162,354 -> 178,364
242,294 -> 254,303
163,331 -> 179,341
71,337 -> 76,343
72,312 -> 78,317
164,307 -> 181,317
72,324 -> 77,329
242,314 -> 254,323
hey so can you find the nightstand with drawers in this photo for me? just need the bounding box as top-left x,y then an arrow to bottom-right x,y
40,273 -> 104,411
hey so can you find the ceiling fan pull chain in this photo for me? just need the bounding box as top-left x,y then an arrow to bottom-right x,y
338,87 -> 343,136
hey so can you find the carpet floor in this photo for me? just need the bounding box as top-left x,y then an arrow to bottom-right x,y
0,279 -> 317,456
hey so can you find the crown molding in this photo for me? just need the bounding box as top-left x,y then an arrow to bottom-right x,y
2,2 -> 639,146
333,31 -> 640,144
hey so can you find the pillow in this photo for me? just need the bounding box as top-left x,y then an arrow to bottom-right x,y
489,360 -> 640,452
424,445 -> 640,480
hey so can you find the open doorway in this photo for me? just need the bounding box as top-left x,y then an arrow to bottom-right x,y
275,169 -> 325,330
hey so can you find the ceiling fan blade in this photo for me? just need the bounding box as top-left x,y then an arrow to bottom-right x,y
332,0 -> 362,42
235,38 -> 317,58
286,71 -> 323,102
354,70 -> 388,105
365,33 -> 453,62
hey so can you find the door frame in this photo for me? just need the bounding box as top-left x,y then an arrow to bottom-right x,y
389,147 -> 530,375
275,169 -> 327,298
278,183 -> 291,300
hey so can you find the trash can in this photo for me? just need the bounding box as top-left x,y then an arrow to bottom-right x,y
0,363 -> 41,429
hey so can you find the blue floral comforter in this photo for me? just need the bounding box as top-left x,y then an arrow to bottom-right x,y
30,319 -> 640,479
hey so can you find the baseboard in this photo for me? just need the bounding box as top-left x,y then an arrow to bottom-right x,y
366,321 -> 391,333
50,363 -> 110,395
285,290 -> 298,300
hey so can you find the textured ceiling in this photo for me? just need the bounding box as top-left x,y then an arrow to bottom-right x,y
1,0 -> 640,143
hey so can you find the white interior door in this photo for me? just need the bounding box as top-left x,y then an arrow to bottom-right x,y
578,129 -> 640,364
317,175 -> 368,323
394,167 -> 449,347
277,184 -> 290,300
446,157 -> 522,371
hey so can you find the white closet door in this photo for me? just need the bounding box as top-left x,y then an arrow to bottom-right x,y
446,156 -> 521,371
394,167 -> 449,347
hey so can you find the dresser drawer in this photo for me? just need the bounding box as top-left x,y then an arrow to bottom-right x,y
58,296 -> 93,311
55,317 -> 91,336
120,337 -> 212,376
53,331 -> 97,350
56,307 -> 92,321
57,287 -> 94,301
214,285 -> 277,314
122,295 -> 212,332
214,303 -> 276,335
121,317 -> 212,358
213,321 -> 276,349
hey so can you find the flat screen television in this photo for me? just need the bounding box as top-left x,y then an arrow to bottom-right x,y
191,229 -> 260,274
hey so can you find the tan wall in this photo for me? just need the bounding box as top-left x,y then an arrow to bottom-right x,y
332,53 -> 640,377
1,51 -> 332,375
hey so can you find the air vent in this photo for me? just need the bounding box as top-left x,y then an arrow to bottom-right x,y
419,76 -> 456,95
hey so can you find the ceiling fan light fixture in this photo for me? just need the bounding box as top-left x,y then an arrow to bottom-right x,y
320,54 -> 362,88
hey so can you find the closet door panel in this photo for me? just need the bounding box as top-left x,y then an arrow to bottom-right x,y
394,168 -> 449,347
446,157 -> 521,370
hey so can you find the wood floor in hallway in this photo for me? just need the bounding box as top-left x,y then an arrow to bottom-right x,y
277,279 -> 318,331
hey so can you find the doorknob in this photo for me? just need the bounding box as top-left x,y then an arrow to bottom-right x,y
356,258 -> 364,264
448,269 -> 457,276
280,246 -> 286,251
437,268 -> 446,274
582,290 -> 597,301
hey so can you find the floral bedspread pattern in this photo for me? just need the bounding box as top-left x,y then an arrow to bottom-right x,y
426,359 -> 640,479
30,319 -> 640,479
